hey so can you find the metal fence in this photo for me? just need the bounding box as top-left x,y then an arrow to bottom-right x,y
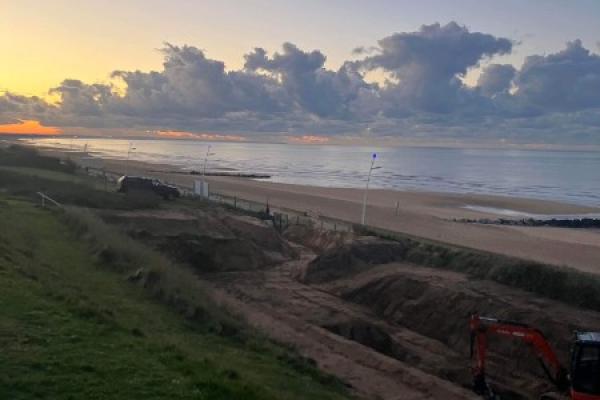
85,166 -> 354,234
196,189 -> 354,233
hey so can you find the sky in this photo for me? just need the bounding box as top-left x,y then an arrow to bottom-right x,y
1,0 -> 600,145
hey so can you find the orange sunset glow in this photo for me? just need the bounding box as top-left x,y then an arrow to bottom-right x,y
288,135 -> 330,144
0,120 -> 62,135
157,130 -> 245,141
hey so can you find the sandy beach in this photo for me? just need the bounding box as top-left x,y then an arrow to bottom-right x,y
35,146 -> 600,273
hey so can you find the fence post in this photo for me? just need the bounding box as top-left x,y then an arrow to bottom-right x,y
234,196 -> 237,209
395,200 -> 400,216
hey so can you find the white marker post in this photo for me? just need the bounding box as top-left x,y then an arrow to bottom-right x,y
125,142 -> 136,175
361,152 -> 381,225
202,145 -> 216,177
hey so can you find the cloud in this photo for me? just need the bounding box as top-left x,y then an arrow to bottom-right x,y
1,23 -> 600,145
514,39 -> 600,111
356,22 -> 513,113
351,46 -> 378,56
244,42 -> 372,118
0,92 -> 55,124
477,64 -> 516,97
49,79 -> 113,116
111,44 -> 283,118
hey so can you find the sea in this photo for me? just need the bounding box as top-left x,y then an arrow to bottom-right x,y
22,137 -> 600,208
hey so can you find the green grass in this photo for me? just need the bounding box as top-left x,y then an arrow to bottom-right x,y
0,145 -> 77,174
0,166 -> 87,183
0,198 -> 348,400
0,166 -> 160,210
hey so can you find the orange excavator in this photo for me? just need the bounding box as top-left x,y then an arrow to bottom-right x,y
470,314 -> 600,400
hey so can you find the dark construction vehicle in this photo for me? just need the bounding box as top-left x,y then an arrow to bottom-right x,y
117,176 -> 181,200
470,314 -> 600,400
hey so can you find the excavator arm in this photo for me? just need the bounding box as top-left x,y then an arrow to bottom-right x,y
470,314 -> 570,398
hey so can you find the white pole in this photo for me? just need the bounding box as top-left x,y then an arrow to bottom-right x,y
361,153 -> 377,225
202,145 -> 212,177
125,142 -> 135,175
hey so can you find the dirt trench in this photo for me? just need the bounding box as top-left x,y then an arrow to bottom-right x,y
212,227 -> 600,399
207,251 -> 478,400
303,237 -> 600,399
107,211 -> 600,399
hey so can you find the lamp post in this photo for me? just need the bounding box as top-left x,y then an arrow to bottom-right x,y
361,152 -> 381,225
69,135 -> 78,151
202,145 -> 216,177
125,142 -> 136,175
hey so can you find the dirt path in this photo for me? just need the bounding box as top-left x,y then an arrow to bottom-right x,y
206,248 -> 478,400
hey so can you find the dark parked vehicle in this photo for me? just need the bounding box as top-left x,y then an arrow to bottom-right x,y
117,176 -> 181,200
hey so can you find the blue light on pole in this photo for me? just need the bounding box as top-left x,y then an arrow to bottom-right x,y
361,153 -> 381,225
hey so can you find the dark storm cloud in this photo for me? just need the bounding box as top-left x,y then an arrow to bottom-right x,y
1,23 -> 599,145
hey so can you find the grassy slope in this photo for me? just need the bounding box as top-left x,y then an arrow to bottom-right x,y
0,198 -> 348,400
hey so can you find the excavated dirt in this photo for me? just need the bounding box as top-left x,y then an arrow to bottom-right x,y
105,209 -> 600,399
207,251 -> 478,400
212,229 -> 600,399
101,208 -> 296,272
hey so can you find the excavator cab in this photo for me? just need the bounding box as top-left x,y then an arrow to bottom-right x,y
570,332 -> 600,399
470,315 -> 600,399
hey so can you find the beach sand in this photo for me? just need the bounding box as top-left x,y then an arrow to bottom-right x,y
38,146 -> 600,273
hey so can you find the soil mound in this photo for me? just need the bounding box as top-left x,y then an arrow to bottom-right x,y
158,233 -> 269,272
302,237 -> 406,283
284,224 -> 353,252
103,209 -> 294,273
224,215 -> 295,258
